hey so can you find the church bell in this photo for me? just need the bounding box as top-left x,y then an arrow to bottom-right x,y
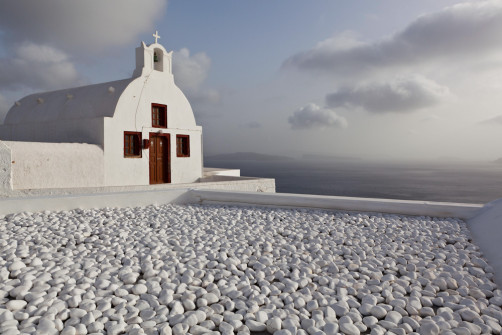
154,52 -> 158,63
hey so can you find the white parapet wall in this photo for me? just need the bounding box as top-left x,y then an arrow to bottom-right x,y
0,176 -> 275,199
0,187 -> 483,219
468,198 -> 502,288
0,141 -> 13,190
191,190 -> 483,219
0,141 -> 104,192
203,167 -> 241,177
0,189 -> 192,216
0,178 -> 274,215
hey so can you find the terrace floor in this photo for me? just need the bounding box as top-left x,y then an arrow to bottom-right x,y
0,204 -> 501,335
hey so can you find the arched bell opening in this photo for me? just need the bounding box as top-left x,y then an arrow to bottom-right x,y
153,48 -> 164,72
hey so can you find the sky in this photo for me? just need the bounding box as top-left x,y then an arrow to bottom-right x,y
1,0 -> 502,162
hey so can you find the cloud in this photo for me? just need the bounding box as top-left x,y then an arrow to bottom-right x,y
0,1 -> 166,100
283,1 -> 502,74
173,48 -> 221,105
187,88 -> 221,105
0,0 -> 167,53
241,121 -> 262,129
326,75 -> 450,113
288,103 -> 348,130
479,115 -> 502,125
0,42 -> 83,91
173,48 -> 211,91
421,114 -> 442,122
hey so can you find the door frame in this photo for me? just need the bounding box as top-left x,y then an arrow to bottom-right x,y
149,132 -> 171,184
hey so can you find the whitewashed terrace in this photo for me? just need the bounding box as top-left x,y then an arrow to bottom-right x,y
0,204 -> 501,335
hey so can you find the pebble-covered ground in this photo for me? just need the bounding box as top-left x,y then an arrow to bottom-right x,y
0,204 -> 501,335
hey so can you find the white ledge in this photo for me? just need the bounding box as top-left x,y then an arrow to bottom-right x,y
0,187 -> 484,220
191,189 -> 483,219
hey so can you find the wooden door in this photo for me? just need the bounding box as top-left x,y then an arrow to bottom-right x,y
149,134 -> 170,184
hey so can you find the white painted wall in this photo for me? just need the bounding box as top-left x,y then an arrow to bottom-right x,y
133,42 -> 172,77
204,168 -> 241,177
0,189 -> 192,216
0,176 -> 275,198
104,42 -> 202,186
468,198 -> 502,288
193,190 -> 482,219
197,177 -> 275,193
0,142 -> 12,190
0,188 -> 481,221
4,141 -> 104,190
0,117 -> 104,144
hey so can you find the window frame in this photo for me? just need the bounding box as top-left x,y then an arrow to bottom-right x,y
151,103 -> 167,128
124,131 -> 142,158
176,134 -> 190,157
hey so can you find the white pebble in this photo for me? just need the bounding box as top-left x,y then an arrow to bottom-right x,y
246,319 -> 266,332
6,300 -> 27,311
132,284 -> 148,295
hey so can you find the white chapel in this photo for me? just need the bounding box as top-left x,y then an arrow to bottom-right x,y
0,33 -> 203,191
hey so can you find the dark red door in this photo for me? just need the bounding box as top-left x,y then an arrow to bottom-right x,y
149,134 -> 170,184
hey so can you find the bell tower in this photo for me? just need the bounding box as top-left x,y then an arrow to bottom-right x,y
132,31 -> 173,78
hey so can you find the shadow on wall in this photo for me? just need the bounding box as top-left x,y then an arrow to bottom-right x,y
0,105 -> 9,124
468,198 -> 502,288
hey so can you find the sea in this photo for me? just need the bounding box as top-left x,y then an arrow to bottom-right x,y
205,158 -> 502,204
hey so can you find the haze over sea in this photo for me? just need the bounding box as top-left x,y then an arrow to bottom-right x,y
206,154 -> 502,204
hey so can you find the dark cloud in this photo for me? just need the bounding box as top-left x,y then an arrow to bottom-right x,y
283,1 -> 502,74
326,75 -> 450,113
0,0 -> 166,96
288,103 -> 347,130
241,121 -> 262,129
0,0 -> 167,54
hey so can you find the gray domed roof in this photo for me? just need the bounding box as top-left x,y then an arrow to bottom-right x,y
4,78 -> 135,125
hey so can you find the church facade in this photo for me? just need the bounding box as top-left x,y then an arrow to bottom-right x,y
0,36 -> 203,190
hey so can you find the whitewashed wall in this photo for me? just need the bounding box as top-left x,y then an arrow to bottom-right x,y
2,141 -> 104,190
0,142 -> 12,190
0,117 -> 104,145
103,43 -> 202,186
0,42 -> 203,189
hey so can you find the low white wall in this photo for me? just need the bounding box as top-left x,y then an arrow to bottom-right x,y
5,141 -> 104,190
198,177 -> 274,192
204,167 -> 241,177
468,199 -> 502,288
0,189 -> 191,216
0,176 -> 276,198
191,190 -> 482,219
0,186 -> 482,219
0,142 -> 12,190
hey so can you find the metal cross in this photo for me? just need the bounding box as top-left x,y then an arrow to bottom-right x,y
153,31 -> 161,44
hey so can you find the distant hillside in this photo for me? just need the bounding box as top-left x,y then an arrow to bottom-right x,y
495,158 -> 502,164
302,154 -> 361,161
206,152 -> 294,161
